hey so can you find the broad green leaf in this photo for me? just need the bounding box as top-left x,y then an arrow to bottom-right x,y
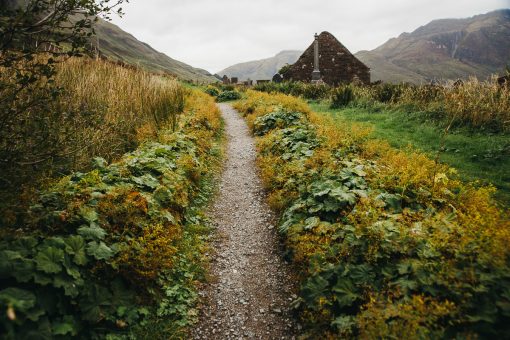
13,237 -> 39,256
53,320 -> 76,336
63,255 -> 81,280
86,241 -> 114,260
330,188 -> 357,205
12,258 -> 35,283
64,235 -> 88,265
79,206 -> 98,223
154,186 -> 173,206
92,157 -> 108,170
80,284 -> 113,322
0,250 -> 35,282
78,224 -> 106,241
53,274 -> 80,297
302,275 -> 330,307
331,315 -> 356,332
304,217 -> 320,231
394,277 -> 418,292
349,264 -> 375,284
0,288 -> 36,312
33,272 -> 52,286
132,174 -> 160,190
332,279 -> 359,308
35,247 -> 64,274
376,193 -> 402,212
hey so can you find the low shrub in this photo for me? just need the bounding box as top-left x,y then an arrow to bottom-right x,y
253,110 -> 306,136
0,90 -> 223,338
330,85 -> 355,108
302,83 -> 331,100
216,90 -> 241,102
204,86 -> 220,97
235,92 -> 510,339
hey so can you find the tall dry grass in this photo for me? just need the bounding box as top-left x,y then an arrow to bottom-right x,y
255,78 -> 510,132
354,78 -> 510,131
0,56 -> 186,203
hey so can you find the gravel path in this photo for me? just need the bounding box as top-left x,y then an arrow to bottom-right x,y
192,104 -> 297,339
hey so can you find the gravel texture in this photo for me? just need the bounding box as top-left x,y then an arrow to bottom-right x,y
192,104 -> 298,339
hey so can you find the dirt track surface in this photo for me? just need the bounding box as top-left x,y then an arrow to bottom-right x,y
191,103 -> 297,339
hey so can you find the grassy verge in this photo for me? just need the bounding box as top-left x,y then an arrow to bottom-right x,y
254,79 -> 510,132
0,86 -> 223,338
310,102 -> 510,205
235,90 -> 510,339
1,57 -> 187,224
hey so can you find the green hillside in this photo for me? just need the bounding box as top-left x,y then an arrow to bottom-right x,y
95,19 -> 217,83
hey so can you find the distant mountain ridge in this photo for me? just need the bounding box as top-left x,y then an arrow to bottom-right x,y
95,19 -> 217,83
357,9 -> 510,83
217,50 -> 302,81
219,10 -> 510,83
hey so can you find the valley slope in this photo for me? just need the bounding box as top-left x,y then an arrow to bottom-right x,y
217,50 -> 302,81
95,19 -> 217,83
357,9 -> 510,83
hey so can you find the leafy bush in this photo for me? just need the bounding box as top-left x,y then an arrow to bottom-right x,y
302,83 -> 331,100
254,81 -> 331,100
216,90 -> 241,102
253,110 -> 305,136
235,91 -> 510,338
0,90 -> 223,338
374,83 -> 401,103
204,86 -> 220,97
330,86 -> 355,108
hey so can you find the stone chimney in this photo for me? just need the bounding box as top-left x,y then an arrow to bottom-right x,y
311,33 -> 321,82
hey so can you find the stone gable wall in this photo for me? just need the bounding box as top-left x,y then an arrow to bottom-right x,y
285,32 -> 370,86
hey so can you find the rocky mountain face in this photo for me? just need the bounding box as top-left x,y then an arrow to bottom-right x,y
356,9 -> 510,83
217,50 -> 302,81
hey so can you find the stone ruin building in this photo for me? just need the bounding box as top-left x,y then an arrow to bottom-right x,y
283,31 -> 370,86
222,75 -> 252,86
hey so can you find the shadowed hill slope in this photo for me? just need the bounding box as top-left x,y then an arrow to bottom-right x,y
95,19 -> 217,83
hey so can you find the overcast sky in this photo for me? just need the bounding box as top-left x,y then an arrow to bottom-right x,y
110,0 -> 509,73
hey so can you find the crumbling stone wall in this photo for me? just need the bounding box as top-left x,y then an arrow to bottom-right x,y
285,31 -> 370,86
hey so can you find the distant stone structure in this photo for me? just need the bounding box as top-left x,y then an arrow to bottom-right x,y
272,73 -> 283,83
220,75 -> 254,86
283,31 -> 370,86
